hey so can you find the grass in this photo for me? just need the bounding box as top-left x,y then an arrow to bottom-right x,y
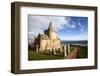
28,51 -> 64,60
78,46 -> 88,58
69,46 -> 88,58
28,46 -> 88,60
70,47 -> 75,52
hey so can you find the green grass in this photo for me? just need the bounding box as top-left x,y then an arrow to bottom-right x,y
28,46 -> 88,60
28,51 -> 64,60
78,46 -> 88,58
70,47 -> 75,52
69,46 -> 88,58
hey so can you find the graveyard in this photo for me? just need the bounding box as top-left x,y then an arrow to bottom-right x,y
28,44 -> 88,60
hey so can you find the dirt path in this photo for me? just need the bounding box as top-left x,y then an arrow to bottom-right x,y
65,47 -> 80,59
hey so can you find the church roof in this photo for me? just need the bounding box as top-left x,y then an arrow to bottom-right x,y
41,34 -> 49,40
37,34 -> 49,40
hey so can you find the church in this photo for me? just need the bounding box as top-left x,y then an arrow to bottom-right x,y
34,22 -> 61,51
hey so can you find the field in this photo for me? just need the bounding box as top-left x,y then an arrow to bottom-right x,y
28,46 -> 88,60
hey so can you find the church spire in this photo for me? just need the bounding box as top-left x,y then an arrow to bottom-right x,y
48,21 -> 53,31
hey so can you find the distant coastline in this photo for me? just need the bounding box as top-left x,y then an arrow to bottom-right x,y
61,40 -> 88,46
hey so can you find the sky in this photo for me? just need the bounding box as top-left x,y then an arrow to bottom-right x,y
28,15 -> 88,41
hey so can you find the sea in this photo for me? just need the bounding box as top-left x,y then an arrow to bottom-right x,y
61,40 -> 88,46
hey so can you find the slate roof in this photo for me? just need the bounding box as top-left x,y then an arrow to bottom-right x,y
40,34 -> 49,40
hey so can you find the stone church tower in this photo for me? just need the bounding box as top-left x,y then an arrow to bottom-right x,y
34,22 -> 61,51
44,22 -> 57,40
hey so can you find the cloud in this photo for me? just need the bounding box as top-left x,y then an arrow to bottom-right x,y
77,22 -> 82,27
28,15 -> 68,36
60,31 -> 88,41
80,28 -> 84,32
80,25 -> 87,32
28,15 -> 88,41
64,19 -> 77,29
77,21 -> 86,32
71,24 -> 76,28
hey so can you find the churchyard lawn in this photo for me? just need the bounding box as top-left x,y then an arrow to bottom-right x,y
28,46 -> 87,60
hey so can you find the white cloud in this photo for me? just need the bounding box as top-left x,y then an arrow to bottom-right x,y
28,15 -> 88,41
80,28 -> 84,32
28,15 -> 68,36
60,32 -> 88,41
64,20 -> 76,29
71,24 -> 76,28
77,22 -> 82,27
80,25 -> 87,32
77,22 -> 86,32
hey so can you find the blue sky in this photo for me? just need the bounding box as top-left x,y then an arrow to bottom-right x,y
57,17 -> 88,41
28,15 -> 88,41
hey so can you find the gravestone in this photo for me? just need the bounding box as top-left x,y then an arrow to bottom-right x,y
68,44 -> 70,54
53,48 -> 56,55
36,45 -> 39,53
64,45 -> 67,57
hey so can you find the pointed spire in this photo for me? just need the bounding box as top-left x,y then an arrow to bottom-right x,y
48,21 -> 53,31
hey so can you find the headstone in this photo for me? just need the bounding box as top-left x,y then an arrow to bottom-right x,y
53,48 -> 56,55
64,45 -> 67,57
36,45 -> 38,53
50,48 -> 52,52
68,44 -> 70,54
